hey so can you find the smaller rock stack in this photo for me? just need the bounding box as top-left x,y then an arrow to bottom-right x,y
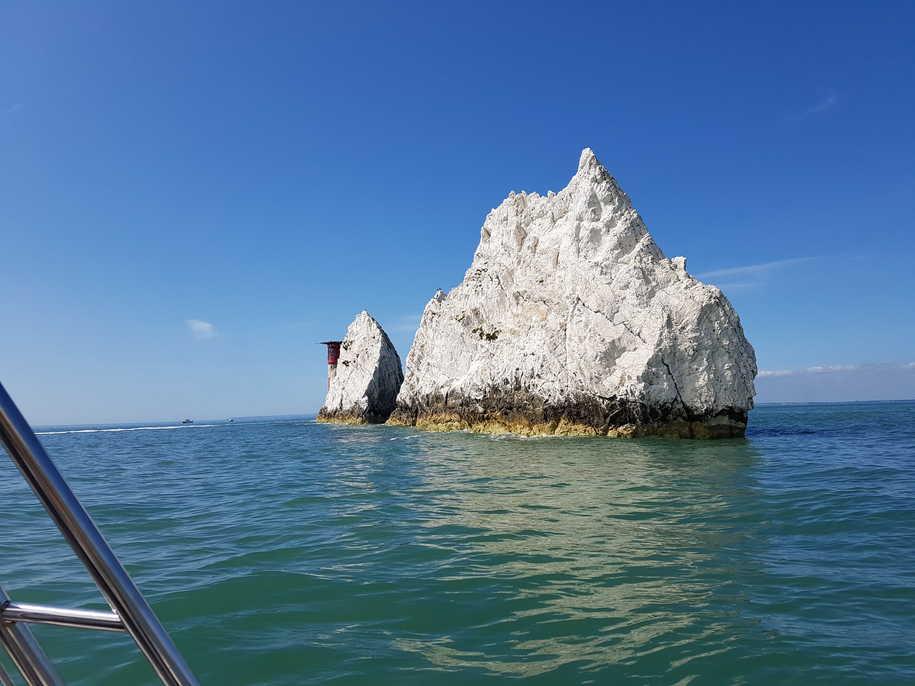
317,311 -> 404,424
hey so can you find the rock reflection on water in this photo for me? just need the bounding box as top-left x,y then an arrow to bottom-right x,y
391,433 -> 762,680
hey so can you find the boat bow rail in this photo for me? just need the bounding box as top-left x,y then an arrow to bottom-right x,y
0,382 -> 199,686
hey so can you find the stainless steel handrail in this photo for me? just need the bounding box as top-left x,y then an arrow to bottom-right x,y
1,603 -> 124,633
0,382 -> 199,685
0,587 -> 62,686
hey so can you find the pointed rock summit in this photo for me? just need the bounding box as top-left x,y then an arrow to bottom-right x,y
318,311 -> 404,424
388,149 -> 757,438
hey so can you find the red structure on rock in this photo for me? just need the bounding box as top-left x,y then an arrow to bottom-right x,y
319,341 -> 343,389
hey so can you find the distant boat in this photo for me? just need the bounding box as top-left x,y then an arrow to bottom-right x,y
180,419 -> 193,424
227,418 -> 235,423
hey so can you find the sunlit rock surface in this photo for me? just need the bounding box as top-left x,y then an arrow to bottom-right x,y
318,311 -> 403,424
389,149 -> 757,438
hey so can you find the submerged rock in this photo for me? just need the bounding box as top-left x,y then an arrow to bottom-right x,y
318,311 -> 403,424
388,149 -> 757,438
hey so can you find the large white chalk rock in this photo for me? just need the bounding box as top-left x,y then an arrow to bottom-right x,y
389,149 -> 757,438
318,311 -> 403,424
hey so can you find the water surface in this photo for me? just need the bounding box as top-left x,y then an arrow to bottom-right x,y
1,402 -> 913,684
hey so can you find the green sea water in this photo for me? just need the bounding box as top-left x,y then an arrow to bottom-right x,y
1,402 -> 914,684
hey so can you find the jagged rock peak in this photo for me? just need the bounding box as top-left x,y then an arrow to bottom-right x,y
317,311 -> 403,424
388,148 -> 757,438
578,146 -> 597,170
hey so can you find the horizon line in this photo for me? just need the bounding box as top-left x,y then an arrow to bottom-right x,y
30,399 -> 915,429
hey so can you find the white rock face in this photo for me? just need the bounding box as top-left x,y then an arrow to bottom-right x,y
389,149 -> 757,438
318,311 -> 403,424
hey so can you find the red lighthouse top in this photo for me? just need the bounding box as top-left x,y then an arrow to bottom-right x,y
319,341 -> 343,365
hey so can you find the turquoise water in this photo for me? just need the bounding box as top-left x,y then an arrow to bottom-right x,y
1,402 -> 914,685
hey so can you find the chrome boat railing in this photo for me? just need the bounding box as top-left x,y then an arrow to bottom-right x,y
0,382 -> 199,685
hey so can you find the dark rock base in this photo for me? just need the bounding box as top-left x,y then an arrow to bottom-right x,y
386,391 -> 747,439
316,408 -> 393,425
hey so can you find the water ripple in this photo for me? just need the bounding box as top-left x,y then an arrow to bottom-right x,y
0,404 -> 913,684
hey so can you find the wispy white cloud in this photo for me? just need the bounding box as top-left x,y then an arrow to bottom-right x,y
759,362 -> 915,378
806,364 -> 858,374
711,282 -> 760,292
697,257 -> 816,280
758,369 -> 795,378
787,91 -> 838,121
804,92 -> 838,116
3,103 -> 23,114
186,319 -> 217,340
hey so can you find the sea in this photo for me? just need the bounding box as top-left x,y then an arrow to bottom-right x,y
1,401 -> 913,685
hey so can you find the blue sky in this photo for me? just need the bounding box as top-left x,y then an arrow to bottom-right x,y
2,1 -> 914,424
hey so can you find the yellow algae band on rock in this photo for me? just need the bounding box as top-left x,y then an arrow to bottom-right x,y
386,408 -> 747,439
316,413 -> 371,425
388,148 -> 757,439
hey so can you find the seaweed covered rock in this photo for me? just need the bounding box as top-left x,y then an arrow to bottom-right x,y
318,311 -> 403,424
388,149 -> 757,438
